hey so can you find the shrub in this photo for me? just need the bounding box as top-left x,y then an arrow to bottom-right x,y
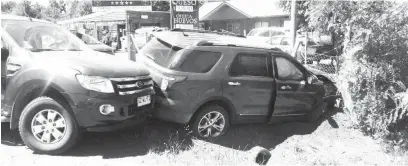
336,2 -> 408,152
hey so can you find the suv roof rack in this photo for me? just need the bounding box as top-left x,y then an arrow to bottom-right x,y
171,28 -> 246,38
195,40 -> 283,52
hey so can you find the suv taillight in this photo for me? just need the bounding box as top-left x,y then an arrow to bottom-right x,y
160,75 -> 187,91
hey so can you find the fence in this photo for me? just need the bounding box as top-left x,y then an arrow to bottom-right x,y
291,35 -> 341,80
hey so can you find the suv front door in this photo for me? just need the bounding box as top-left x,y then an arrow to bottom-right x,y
271,55 -> 319,118
222,52 -> 275,123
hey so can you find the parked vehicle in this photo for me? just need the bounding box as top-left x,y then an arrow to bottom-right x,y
75,32 -> 115,55
135,27 -> 169,36
267,35 -> 337,64
1,15 -> 155,154
138,29 -> 340,139
246,27 -> 289,43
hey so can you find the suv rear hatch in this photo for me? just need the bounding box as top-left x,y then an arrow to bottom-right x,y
137,32 -> 222,92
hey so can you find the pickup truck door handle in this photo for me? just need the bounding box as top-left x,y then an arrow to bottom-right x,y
228,82 -> 241,86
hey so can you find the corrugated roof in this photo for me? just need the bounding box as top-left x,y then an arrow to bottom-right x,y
57,10 -> 169,24
199,0 -> 288,20
57,10 -> 127,24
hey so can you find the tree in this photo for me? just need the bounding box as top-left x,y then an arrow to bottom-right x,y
78,0 -> 92,16
1,1 -> 16,14
12,0 -> 43,18
282,0 -> 408,151
43,0 -> 67,22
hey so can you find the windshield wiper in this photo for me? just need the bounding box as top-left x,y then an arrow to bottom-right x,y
30,49 -> 55,52
145,54 -> 156,62
66,49 -> 82,51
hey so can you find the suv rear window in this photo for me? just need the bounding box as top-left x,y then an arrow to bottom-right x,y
139,37 -> 182,68
230,53 -> 269,77
175,50 -> 221,73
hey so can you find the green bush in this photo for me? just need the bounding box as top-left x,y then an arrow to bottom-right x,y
336,2 -> 408,152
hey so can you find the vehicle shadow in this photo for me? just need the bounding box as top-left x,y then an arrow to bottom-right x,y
1,108 -> 342,159
208,107 -> 343,151
1,123 -> 24,146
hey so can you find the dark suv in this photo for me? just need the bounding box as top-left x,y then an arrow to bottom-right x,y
138,29 -> 339,138
1,15 -> 155,154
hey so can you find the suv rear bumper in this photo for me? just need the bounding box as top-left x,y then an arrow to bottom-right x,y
153,96 -> 193,124
65,90 -> 155,129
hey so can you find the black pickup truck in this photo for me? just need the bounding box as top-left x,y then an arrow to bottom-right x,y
1,15 -> 155,154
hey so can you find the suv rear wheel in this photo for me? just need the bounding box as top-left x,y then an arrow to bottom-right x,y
191,105 -> 229,139
19,97 -> 79,154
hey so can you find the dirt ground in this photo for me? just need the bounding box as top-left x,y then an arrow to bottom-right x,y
1,108 -> 407,166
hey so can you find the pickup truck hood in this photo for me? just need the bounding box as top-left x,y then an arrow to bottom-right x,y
30,50 -> 149,77
87,44 -> 114,53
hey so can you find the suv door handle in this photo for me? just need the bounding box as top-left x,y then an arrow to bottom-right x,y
228,82 -> 241,86
280,85 -> 292,90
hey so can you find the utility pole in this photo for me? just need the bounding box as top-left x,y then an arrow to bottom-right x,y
290,0 -> 297,47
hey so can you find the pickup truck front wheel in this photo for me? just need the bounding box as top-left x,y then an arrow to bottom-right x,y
19,97 -> 79,155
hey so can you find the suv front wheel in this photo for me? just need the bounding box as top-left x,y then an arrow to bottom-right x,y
191,105 -> 229,139
19,97 -> 79,154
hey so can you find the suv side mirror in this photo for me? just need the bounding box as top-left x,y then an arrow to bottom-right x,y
307,74 -> 318,84
1,47 -> 9,62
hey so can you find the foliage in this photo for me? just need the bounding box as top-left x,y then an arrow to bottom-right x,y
1,0 -> 92,22
1,1 -> 16,13
8,0 -> 43,19
286,0 -> 408,152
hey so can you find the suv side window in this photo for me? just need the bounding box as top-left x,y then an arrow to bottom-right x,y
259,30 -> 270,37
275,57 -> 304,80
177,50 -> 221,73
230,53 -> 269,77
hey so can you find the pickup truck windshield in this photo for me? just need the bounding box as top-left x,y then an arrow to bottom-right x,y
2,20 -> 89,52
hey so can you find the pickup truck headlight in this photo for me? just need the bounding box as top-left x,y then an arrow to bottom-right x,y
76,74 -> 114,93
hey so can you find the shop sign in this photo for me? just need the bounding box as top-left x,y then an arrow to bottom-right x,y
171,0 -> 199,29
92,0 -> 152,12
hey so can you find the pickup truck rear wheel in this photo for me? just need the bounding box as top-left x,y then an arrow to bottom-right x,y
19,97 -> 79,155
191,105 -> 230,139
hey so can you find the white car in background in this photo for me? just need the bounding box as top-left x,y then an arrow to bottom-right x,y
246,27 -> 289,43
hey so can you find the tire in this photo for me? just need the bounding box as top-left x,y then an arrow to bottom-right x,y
191,105 -> 230,139
307,101 -> 327,122
19,97 -> 79,155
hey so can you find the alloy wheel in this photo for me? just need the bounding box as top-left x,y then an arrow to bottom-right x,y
197,111 -> 225,137
31,109 -> 67,144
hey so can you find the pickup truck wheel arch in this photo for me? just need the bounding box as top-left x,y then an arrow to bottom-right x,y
10,83 -> 74,130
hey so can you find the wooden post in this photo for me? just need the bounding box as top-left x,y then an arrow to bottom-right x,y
126,12 -> 135,61
290,0 -> 297,47
304,31 -> 308,64
169,0 -> 173,29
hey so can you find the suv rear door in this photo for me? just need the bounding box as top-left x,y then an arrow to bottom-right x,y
222,50 -> 275,123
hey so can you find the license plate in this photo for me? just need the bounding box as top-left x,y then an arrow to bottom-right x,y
137,95 -> 151,107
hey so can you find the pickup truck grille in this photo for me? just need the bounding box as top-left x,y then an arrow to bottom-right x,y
110,76 -> 153,95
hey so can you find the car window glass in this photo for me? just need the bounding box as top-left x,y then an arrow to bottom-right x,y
281,38 -> 290,45
230,53 -> 268,77
271,31 -> 285,36
259,30 -> 270,37
270,37 -> 282,45
276,57 -> 303,80
176,50 -> 221,73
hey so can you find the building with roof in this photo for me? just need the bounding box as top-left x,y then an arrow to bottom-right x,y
199,0 -> 290,35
